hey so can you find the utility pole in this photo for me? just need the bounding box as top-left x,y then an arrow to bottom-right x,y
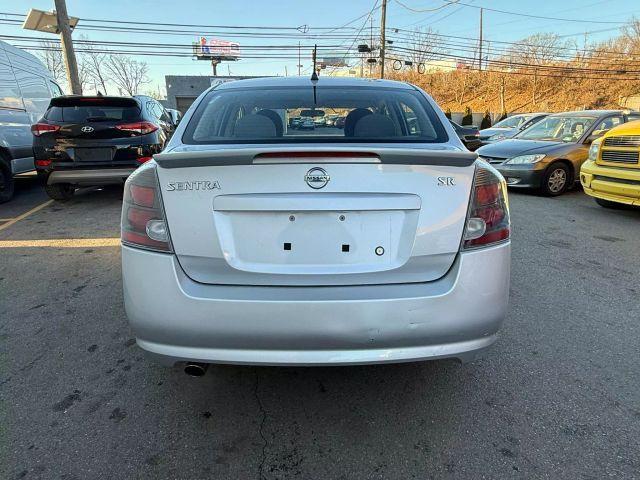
54,0 -> 81,94
478,7 -> 483,71
297,42 -> 302,76
379,0 -> 388,79
369,16 -> 374,76
499,76 -> 505,116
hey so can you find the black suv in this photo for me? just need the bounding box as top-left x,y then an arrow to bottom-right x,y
32,95 -> 174,200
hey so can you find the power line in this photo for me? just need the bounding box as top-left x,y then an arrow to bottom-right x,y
387,27 -> 640,59
0,11 -> 374,32
329,0 -> 381,76
432,1 -> 632,24
387,45 -> 640,79
393,0 -> 459,13
386,35 -> 640,67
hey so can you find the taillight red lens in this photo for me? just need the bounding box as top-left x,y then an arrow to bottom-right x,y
462,163 -> 510,249
31,123 -> 60,136
475,183 -> 499,205
35,159 -> 52,167
129,184 -> 155,208
116,121 -> 158,135
121,162 -> 171,252
137,156 -> 153,164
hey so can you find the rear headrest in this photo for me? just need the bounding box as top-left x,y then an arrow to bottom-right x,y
256,109 -> 283,136
234,114 -> 276,138
353,113 -> 398,138
344,108 -> 372,137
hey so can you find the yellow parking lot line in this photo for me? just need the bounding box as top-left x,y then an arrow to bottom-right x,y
0,238 -> 121,248
0,200 -> 54,232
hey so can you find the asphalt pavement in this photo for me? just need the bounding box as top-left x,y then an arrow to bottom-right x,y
1,181 -> 639,480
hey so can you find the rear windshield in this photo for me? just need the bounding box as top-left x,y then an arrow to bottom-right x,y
182,86 -> 448,144
45,98 -> 140,123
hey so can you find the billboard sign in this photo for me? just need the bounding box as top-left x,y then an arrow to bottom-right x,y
319,57 -> 348,68
194,38 -> 240,60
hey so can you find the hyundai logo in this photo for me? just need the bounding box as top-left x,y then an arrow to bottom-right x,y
304,167 -> 330,189
81,126 -> 94,133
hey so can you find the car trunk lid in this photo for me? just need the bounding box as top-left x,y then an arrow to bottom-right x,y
155,147 -> 476,286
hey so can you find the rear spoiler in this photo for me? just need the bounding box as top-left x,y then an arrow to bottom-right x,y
154,147 -> 477,168
49,96 -> 139,108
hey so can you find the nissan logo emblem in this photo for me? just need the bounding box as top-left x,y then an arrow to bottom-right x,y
304,167 -> 330,189
81,126 -> 94,133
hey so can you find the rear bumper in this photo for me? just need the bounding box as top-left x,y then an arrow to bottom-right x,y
580,160 -> 640,205
122,242 -> 511,366
47,168 -> 136,185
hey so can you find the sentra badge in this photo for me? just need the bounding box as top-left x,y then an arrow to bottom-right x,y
166,180 -> 221,191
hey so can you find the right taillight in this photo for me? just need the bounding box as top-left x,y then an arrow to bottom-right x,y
116,121 -> 158,135
121,161 -> 172,252
462,162 -> 510,249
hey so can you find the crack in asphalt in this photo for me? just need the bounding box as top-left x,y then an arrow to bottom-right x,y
254,370 -> 268,480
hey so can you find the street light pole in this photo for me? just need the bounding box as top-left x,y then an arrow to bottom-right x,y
379,0 -> 387,79
53,0 -> 82,94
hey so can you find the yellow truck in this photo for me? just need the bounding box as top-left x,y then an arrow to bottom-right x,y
580,120 -> 640,208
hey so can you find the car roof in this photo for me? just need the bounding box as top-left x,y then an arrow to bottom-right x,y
52,95 -> 138,101
212,76 -> 415,91
548,110 -> 623,118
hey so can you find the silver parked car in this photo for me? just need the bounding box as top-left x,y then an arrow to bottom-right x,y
479,113 -> 548,144
121,77 -> 511,373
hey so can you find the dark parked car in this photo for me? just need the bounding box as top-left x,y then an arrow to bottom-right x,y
479,113 -> 548,144
477,110 -> 636,196
32,95 -> 174,200
450,121 -> 482,151
289,117 -> 302,129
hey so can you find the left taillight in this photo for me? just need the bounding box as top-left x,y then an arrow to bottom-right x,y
121,161 -> 172,252
462,162 -> 510,250
116,121 -> 158,135
31,123 -> 60,136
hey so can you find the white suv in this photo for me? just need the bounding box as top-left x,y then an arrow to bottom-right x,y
121,77 -> 510,374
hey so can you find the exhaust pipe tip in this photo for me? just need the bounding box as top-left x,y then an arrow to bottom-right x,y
184,362 -> 209,377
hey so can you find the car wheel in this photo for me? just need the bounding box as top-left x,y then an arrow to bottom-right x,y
541,163 -> 569,196
45,183 -> 75,201
0,161 -> 15,203
595,198 -> 622,209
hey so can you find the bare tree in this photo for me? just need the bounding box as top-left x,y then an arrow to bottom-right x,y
406,27 -> 447,69
78,35 -> 109,95
104,55 -> 150,96
35,40 -> 66,87
504,33 -> 569,67
622,18 -> 640,52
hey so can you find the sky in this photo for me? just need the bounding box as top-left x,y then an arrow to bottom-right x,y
1,0 -> 639,95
